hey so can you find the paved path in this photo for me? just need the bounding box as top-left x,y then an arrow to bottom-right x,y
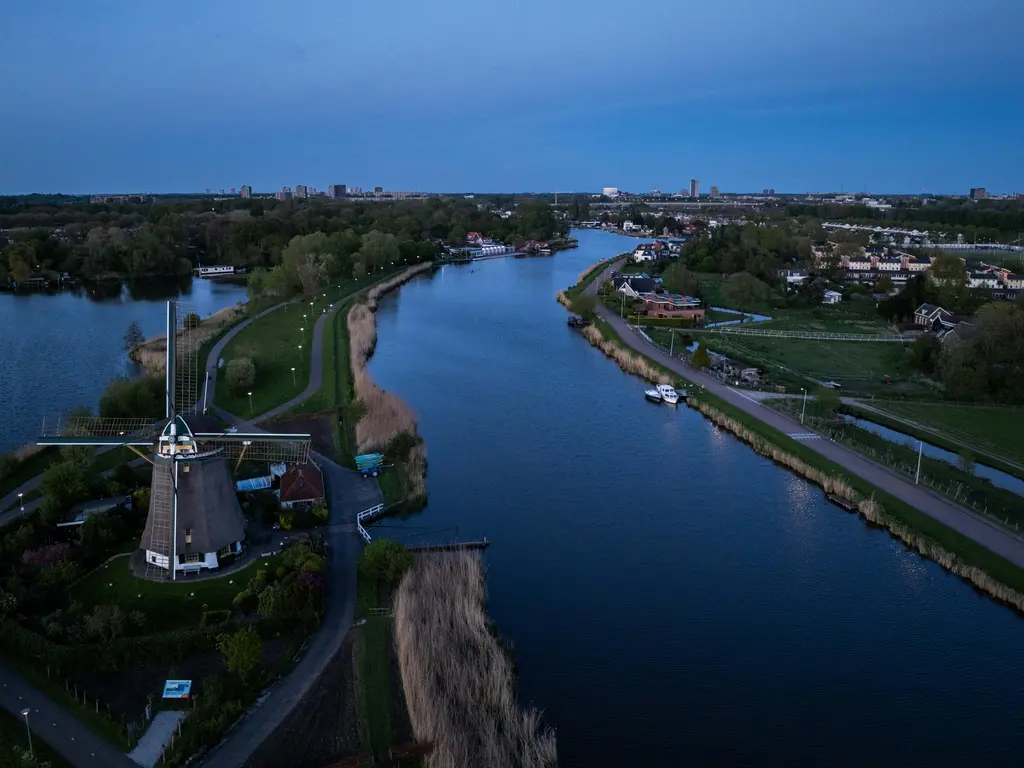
0,666 -> 136,768
585,261 -> 1024,569
128,710 -> 186,767
196,410 -> 381,768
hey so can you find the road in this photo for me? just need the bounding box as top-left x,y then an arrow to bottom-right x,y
585,261 -> 1024,569
0,666 -> 136,768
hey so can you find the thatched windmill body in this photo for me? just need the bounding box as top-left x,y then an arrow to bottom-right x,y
39,301 -> 310,580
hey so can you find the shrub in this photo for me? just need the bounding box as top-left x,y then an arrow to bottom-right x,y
359,539 -> 413,585
232,589 -> 255,612
217,625 -> 262,684
226,357 -> 256,395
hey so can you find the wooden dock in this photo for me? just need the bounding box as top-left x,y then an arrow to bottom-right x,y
409,538 -> 490,553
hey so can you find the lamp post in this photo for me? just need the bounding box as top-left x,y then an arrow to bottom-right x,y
300,326 -> 305,342
247,391 -> 253,416
20,708 -> 32,757
18,492 -> 24,512
800,388 -> 808,424
915,440 -> 923,484
291,367 -> 296,386
298,344 -> 304,362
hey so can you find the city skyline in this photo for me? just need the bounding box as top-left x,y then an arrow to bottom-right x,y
2,0 -> 1022,194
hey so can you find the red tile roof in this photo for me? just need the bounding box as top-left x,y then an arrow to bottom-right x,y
279,464 -> 325,504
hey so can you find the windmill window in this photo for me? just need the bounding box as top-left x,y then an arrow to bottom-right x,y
185,528 -> 193,545
181,552 -> 202,564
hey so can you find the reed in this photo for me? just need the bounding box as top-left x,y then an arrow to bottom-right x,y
347,265 -> 432,453
580,324 -> 670,385
132,306 -> 243,373
394,553 -> 557,768
691,396 -> 1024,612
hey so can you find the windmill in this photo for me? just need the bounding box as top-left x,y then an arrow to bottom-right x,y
39,301 -> 311,581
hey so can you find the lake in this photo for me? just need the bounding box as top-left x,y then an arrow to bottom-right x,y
0,278 -> 248,454
367,229 -> 1024,766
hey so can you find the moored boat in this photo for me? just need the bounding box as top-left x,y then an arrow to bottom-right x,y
644,388 -> 662,403
656,384 -> 679,405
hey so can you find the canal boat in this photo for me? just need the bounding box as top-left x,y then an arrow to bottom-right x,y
645,388 -> 663,403
656,384 -> 680,405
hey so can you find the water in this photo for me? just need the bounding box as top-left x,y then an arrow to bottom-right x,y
367,229 -> 1024,766
0,278 -> 248,454
851,417 -> 1024,497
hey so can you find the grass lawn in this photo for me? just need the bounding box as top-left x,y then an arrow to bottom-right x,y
0,707 -> 71,768
864,402 -> 1024,467
757,301 -> 891,335
354,577 -> 398,758
72,553 -> 283,633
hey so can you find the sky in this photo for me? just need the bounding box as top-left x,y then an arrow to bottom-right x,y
1,0 -> 1022,195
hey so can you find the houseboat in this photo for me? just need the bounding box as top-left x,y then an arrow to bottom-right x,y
195,265 -> 235,278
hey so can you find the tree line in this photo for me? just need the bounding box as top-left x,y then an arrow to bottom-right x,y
0,197 -> 566,285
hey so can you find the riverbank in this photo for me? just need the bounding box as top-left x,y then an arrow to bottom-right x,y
559,256 -> 1024,612
347,263 -> 433,508
394,552 -> 557,768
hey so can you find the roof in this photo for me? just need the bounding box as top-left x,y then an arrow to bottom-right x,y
140,455 -> 247,556
615,277 -> 656,293
279,463 -> 325,504
915,303 -> 940,317
236,476 -> 273,492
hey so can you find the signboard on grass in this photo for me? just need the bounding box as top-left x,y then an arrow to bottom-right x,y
162,680 -> 192,699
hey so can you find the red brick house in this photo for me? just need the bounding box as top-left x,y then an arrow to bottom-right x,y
279,462 -> 325,509
638,292 -> 705,320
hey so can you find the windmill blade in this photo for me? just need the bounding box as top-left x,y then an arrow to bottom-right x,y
141,458 -> 175,581
40,415 -> 163,441
173,301 -> 200,416
194,433 -> 311,464
38,436 -> 154,447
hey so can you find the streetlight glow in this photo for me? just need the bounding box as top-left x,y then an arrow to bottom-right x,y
247,391 -> 253,416
20,709 -> 32,757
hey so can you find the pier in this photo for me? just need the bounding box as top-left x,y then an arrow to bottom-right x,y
408,539 -> 490,553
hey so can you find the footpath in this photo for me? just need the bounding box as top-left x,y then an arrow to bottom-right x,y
584,261 -> 1024,570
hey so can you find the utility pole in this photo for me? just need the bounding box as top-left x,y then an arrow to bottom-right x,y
620,292 -> 625,318
800,388 -> 807,424
669,331 -> 675,357
915,440 -> 923,484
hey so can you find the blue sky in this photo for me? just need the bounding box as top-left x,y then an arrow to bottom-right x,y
2,0 -> 1022,194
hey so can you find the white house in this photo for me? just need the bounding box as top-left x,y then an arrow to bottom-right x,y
822,290 -> 843,305
622,221 -> 641,232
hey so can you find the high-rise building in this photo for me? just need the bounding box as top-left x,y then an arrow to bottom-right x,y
374,186 -> 384,197
602,187 -> 619,198
329,184 -> 347,200
689,179 -> 699,198
240,185 -> 252,199
295,184 -> 308,199
969,187 -> 988,200
276,186 -> 293,201
710,185 -> 720,198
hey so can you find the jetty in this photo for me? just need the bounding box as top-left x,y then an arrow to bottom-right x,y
408,539 -> 490,553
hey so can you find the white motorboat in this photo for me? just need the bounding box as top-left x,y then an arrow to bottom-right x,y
644,388 -> 662,403
656,384 -> 679,405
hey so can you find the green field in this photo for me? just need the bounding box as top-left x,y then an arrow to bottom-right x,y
700,334 -> 920,394
72,554 -> 282,633
864,402 -> 1024,467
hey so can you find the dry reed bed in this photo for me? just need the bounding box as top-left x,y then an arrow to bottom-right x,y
132,306 -> 244,373
690,396 -> 1024,612
394,553 -> 557,768
347,263 -> 433,462
580,325 -> 670,385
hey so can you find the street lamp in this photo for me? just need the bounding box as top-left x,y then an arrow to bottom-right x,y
800,388 -> 808,424
17,492 -> 24,512
300,326 -> 305,342
298,344 -> 303,362
247,391 -> 253,416
20,708 -> 32,757
291,367 -> 297,386
915,440 -> 923,484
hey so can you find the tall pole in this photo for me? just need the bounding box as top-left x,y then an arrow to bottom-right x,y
669,331 -> 675,357
800,388 -> 807,424
620,292 -> 624,318
20,709 -> 32,757
202,371 -> 210,415
171,459 -> 178,581
915,440 -> 923,484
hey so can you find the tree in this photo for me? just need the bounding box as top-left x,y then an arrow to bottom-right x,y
691,343 -> 710,368
84,604 -> 126,642
281,233 -> 335,296
226,358 -> 256,395
448,224 -> 466,246
875,275 -> 894,294
722,272 -> 771,312
940,341 -> 987,400
352,260 -> 367,280
357,230 -> 400,273
358,539 -> 413,585
40,459 -> 89,514
662,263 -> 701,297
570,293 -> 597,321
814,385 -> 842,414
99,375 -> 165,418
217,625 -> 263,685
123,321 -> 144,352
930,254 -> 970,310
908,335 -> 942,375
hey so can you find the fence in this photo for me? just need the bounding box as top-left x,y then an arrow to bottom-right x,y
357,503 -> 384,543
708,327 -> 908,342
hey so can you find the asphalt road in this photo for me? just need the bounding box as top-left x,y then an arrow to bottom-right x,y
0,666 -> 136,768
585,260 -> 1024,569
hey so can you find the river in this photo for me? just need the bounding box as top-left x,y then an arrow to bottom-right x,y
368,229 -> 1024,766
0,278 -> 248,454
